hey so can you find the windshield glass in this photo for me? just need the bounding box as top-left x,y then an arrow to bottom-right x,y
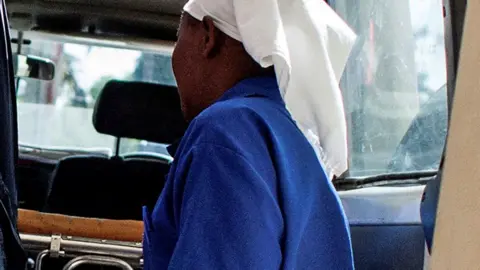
14,0 -> 447,177
333,0 -> 447,177
16,37 -> 175,156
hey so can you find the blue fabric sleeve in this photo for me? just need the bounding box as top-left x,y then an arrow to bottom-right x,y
168,143 -> 284,269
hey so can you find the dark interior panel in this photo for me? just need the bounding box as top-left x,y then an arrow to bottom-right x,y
6,0 -> 185,40
350,225 -> 425,270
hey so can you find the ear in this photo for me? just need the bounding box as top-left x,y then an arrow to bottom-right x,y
201,16 -> 220,58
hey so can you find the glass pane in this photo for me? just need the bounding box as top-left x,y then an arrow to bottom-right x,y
16,0 -> 448,178
332,0 -> 448,176
16,39 -> 176,156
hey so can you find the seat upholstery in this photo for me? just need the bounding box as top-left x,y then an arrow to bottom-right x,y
44,80 -> 186,220
45,156 -> 122,219
45,156 -> 170,220
16,154 -> 57,211
124,158 -> 171,212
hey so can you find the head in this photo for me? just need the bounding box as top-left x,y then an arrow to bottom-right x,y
172,12 -> 274,121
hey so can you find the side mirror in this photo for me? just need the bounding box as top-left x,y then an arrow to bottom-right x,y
13,54 -> 55,81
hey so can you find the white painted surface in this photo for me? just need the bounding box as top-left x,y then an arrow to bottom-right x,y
339,185 -> 424,225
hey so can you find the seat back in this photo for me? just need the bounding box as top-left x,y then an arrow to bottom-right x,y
45,156 -> 122,219
45,80 -> 186,220
45,156 -> 170,220
124,158 -> 171,211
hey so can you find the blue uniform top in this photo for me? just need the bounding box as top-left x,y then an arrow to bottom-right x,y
143,77 -> 354,269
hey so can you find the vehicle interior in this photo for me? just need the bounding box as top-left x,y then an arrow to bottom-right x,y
0,0 -> 467,269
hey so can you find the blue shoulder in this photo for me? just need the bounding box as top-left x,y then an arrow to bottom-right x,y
191,99 -> 267,139
178,98 -> 272,159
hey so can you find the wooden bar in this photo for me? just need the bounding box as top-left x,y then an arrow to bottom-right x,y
18,209 -> 143,242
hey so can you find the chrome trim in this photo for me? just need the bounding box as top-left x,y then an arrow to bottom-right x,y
21,233 -> 142,261
63,255 -> 134,270
35,250 -> 49,270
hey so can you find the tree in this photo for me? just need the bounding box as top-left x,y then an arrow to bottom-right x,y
90,75 -> 117,103
131,53 -> 176,86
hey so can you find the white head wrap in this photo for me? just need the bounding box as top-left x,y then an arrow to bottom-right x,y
184,0 -> 357,178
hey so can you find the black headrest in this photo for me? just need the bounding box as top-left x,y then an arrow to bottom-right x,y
93,80 -> 187,144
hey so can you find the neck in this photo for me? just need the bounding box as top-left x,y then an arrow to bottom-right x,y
205,66 -> 274,102
185,47 -> 275,121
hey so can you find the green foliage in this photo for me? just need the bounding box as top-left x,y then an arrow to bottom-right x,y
90,75 -> 117,101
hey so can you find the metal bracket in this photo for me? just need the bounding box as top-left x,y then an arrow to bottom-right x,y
35,235 -> 66,270
49,234 -> 64,258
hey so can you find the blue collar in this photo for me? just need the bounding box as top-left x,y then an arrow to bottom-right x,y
167,76 -> 282,157
217,76 -> 284,104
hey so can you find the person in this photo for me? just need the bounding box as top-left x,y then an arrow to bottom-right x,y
143,0 -> 357,269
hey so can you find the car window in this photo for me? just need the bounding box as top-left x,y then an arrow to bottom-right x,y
332,0 -> 447,176
15,0 -> 448,178
15,38 -> 174,156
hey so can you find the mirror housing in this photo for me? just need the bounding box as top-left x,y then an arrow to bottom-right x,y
13,54 -> 55,81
